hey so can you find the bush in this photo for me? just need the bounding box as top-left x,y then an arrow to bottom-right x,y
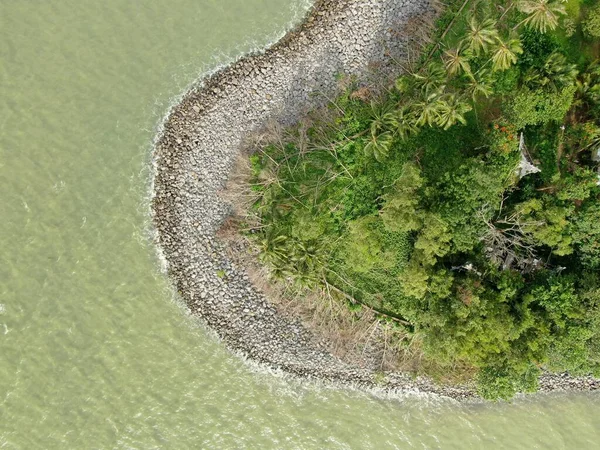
477,363 -> 540,401
583,5 -> 600,38
507,85 -> 576,129
573,203 -> 600,269
342,217 -> 394,273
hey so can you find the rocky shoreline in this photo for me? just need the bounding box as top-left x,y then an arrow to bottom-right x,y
151,0 -> 600,401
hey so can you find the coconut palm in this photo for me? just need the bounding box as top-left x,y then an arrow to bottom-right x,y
258,232 -> 291,279
516,0 -> 566,33
392,107 -> 420,141
413,61 -> 447,96
436,94 -> 472,130
364,131 -> 394,162
523,52 -> 578,91
443,47 -> 473,77
288,238 -> 325,287
364,100 -> 397,162
575,61 -> 600,111
491,37 -> 523,72
543,52 -> 578,87
368,100 -> 396,136
466,70 -> 494,101
462,16 -> 499,56
414,92 -> 446,127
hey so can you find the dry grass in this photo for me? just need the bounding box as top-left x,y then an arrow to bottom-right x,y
217,204 -> 446,373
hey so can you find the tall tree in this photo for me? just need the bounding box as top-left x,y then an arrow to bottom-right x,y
413,61 -> 447,97
461,16 -> 499,56
443,47 -> 473,77
491,37 -> 523,72
516,0 -> 566,33
436,94 -> 472,130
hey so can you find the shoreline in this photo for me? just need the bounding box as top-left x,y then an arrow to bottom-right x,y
151,0 -> 600,401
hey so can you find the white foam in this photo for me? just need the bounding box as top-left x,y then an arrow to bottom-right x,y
143,0 -> 312,278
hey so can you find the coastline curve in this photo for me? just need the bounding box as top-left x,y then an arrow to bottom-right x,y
151,0 -> 600,400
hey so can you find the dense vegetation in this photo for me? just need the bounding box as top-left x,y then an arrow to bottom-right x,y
246,0 -> 600,399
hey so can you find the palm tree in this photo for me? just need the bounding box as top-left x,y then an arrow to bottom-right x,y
364,101 -> 397,162
574,61 -> 600,112
516,0 -> 566,33
461,16 -> 499,56
466,70 -> 494,102
368,100 -> 396,136
465,71 -> 494,125
443,47 -> 473,77
258,232 -> 291,279
364,131 -> 394,162
491,37 -> 523,72
436,94 -> 472,130
288,239 -> 324,287
523,52 -> 578,91
543,52 -> 578,88
413,61 -> 447,97
392,107 -> 420,141
414,92 -> 446,127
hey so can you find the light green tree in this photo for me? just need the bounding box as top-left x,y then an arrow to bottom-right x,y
517,0 -> 566,33
518,198 -> 574,256
436,94 -> 472,130
462,16 -> 499,56
413,61 -> 447,96
381,163 -> 424,233
343,217 -> 394,273
508,85 -> 576,128
398,260 -> 430,300
491,38 -> 523,72
443,47 -> 472,77
583,5 -> 600,38
413,213 -> 452,266
573,204 -> 600,270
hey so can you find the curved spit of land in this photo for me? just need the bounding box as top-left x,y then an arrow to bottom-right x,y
151,0 -> 600,400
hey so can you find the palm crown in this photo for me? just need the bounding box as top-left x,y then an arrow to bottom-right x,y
491,37 -> 523,72
462,17 -> 499,56
517,0 -> 567,33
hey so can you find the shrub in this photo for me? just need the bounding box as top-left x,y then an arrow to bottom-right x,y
507,85 -> 576,129
573,203 -> 600,269
342,217 -> 394,273
477,363 -> 539,400
583,5 -> 600,38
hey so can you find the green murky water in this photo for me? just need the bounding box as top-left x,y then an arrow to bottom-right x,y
1,1 -> 599,448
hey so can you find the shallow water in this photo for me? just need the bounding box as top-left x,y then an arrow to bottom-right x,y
1,1 -> 599,448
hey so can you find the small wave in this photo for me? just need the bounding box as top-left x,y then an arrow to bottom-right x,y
142,1 -> 312,276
